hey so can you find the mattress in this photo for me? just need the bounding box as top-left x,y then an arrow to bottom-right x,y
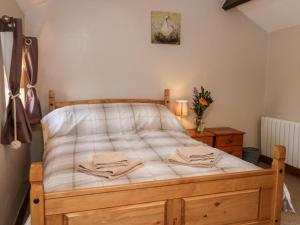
43,130 -> 259,192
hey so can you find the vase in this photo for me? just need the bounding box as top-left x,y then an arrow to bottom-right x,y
197,120 -> 205,133
195,117 -> 205,133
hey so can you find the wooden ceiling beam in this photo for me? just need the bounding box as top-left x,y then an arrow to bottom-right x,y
222,0 -> 252,10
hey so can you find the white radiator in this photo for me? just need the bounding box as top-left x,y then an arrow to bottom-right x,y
261,117 -> 300,168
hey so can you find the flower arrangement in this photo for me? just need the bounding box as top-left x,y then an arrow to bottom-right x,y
192,86 -> 214,132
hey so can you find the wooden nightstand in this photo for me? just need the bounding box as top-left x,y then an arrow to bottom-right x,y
206,127 -> 245,158
186,129 -> 214,147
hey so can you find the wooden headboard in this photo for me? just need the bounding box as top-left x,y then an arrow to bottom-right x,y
48,89 -> 170,112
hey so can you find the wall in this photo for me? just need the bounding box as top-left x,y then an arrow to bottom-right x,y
23,0 -> 268,147
264,25 -> 300,122
0,1 -> 30,225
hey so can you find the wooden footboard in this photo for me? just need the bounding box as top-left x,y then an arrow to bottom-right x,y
30,145 -> 286,225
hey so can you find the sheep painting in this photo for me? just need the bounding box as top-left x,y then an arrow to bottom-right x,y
151,11 -> 181,45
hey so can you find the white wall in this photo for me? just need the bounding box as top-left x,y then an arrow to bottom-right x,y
23,0 -> 268,147
0,1 -> 30,225
264,25 -> 300,122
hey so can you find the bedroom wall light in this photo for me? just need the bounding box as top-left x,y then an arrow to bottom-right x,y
175,100 -> 188,118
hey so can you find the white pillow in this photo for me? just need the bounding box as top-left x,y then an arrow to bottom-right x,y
41,103 -> 185,141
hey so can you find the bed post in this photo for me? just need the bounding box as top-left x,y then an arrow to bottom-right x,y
49,90 -> 56,112
164,89 -> 170,109
271,145 -> 286,225
30,163 -> 45,225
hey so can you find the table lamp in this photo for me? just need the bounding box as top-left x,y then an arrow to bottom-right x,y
175,100 -> 188,119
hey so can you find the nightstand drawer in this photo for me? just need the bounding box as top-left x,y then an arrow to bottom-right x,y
218,146 -> 243,158
215,134 -> 243,147
194,137 -> 214,147
206,127 -> 244,158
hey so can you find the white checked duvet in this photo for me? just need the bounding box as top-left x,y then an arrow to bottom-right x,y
41,103 -> 259,193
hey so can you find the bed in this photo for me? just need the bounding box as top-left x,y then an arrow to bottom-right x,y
30,89 -> 286,225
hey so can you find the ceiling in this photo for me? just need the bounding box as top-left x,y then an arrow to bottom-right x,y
238,0 -> 300,32
14,0 -> 300,33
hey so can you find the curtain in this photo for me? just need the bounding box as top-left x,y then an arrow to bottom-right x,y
23,37 -> 42,124
0,19 -> 32,148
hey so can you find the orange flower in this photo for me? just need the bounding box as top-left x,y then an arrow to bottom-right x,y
199,97 -> 208,106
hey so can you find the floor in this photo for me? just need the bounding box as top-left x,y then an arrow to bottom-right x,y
282,173 -> 300,225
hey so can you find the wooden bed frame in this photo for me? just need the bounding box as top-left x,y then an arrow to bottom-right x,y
48,89 -> 171,111
30,89 -> 286,225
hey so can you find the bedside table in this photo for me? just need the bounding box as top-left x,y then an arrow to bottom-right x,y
186,129 -> 214,147
206,127 -> 245,158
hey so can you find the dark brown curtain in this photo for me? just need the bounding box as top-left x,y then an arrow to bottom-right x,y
23,37 -> 42,124
1,19 -> 32,145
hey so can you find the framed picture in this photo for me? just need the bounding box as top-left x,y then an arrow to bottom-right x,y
151,11 -> 181,45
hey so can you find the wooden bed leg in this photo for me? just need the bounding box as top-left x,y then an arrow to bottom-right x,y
271,145 -> 286,225
49,90 -> 56,112
30,162 -> 45,225
164,89 -> 170,109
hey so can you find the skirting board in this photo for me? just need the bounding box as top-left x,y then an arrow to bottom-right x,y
260,155 -> 300,177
